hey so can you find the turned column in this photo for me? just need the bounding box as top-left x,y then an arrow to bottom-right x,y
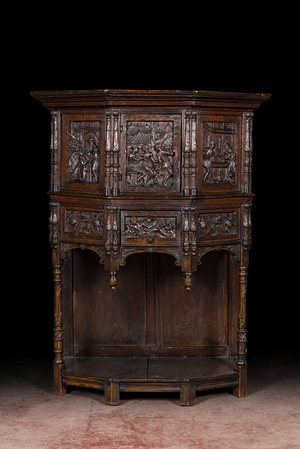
233,265 -> 248,397
52,250 -> 66,395
181,207 -> 197,290
104,206 -> 120,289
50,203 -> 66,395
234,203 -> 251,397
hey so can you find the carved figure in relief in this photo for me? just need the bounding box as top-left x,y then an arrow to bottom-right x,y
65,210 -> 103,236
68,122 -> 100,183
202,122 -> 237,185
126,121 -> 176,188
198,213 -> 237,237
125,216 -> 176,239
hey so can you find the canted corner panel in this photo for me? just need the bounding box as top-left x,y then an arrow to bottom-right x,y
121,211 -> 181,247
198,211 -> 239,240
200,117 -> 241,191
62,207 -> 104,243
61,115 -> 103,190
120,114 -> 181,194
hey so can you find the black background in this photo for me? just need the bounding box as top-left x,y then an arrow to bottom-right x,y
2,20 -> 298,365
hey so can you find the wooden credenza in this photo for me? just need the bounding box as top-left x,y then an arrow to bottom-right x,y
32,89 -> 270,405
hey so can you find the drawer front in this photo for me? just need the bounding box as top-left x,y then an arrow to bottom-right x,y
62,207 -> 104,243
121,211 -> 181,247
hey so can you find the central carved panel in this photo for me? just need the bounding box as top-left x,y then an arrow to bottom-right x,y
121,211 -> 181,246
126,216 -> 176,238
122,117 -> 181,193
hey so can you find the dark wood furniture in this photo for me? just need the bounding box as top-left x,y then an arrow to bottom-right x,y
32,89 -> 271,405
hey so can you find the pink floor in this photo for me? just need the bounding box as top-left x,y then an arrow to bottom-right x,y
0,358 -> 299,449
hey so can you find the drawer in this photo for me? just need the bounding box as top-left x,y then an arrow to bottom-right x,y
121,211 -> 181,247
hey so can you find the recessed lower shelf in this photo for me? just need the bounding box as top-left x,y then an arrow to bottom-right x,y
62,356 -> 239,406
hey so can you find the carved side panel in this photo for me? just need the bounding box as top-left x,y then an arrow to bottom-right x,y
61,115 -> 103,191
200,117 -> 241,191
198,212 -> 238,239
63,209 -> 104,241
120,114 -> 181,193
68,121 -> 101,183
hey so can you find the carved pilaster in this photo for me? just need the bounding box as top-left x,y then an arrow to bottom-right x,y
241,204 -> 252,251
49,202 -> 59,250
183,111 -> 197,196
50,111 -> 60,192
181,207 -> 197,290
104,206 -> 120,289
105,111 -> 112,195
242,112 -> 254,193
183,112 -> 191,196
190,112 -> 197,195
112,111 -> 120,196
105,110 -> 120,196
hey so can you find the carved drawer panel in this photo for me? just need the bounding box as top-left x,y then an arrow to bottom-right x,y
62,207 -> 104,242
198,210 -> 239,241
121,211 -> 181,247
120,113 -> 182,194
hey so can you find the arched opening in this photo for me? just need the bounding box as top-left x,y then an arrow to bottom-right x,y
62,249 -> 238,359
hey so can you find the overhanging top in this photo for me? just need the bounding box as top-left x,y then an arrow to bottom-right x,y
31,89 -> 271,110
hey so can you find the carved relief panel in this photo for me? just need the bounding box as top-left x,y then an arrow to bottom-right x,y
120,114 -> 181,194
62,206 -> 104,243
121,211 -> 181,247
61,115 -> 104,191
198,211 -> 239,240
199,116 -> 241,192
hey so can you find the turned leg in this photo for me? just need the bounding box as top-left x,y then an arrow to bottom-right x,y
104,381 -> 120,406
180,381 -> 196,406
233,365 -> 247,398
52,248 -> 66,396
233,265 -> 248,398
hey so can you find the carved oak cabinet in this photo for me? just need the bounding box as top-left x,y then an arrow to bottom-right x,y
32,89 -> 270,405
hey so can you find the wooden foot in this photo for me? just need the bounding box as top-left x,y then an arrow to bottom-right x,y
180,381 -> 196,406
233,365 -> 247,398
53,363 -> 67,396
105,381 -> 120,406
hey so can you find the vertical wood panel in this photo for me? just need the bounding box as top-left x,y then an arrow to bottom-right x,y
156,252 -> 228,348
